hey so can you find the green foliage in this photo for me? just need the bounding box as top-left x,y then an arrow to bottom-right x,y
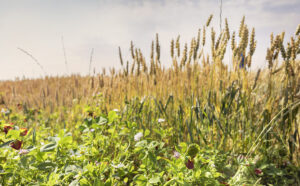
0,102 -> 299,185
0,16 -> 299,185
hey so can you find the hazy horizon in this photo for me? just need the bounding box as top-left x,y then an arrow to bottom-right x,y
1,0 -> 299,80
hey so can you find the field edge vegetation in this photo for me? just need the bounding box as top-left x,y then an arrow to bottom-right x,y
0,15 -> 300,185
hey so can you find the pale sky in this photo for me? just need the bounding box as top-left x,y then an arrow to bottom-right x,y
0,0 -> 299,80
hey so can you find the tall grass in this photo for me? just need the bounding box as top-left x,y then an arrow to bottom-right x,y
0,16 -> 299,165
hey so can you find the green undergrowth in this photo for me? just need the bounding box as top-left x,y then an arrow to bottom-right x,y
0,98 -> 299,185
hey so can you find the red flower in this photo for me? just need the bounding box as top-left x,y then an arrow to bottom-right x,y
20,128 -> 28,136
17,103 -> 22,110
186,159 -> 194,169
3,124 -> 14,134
10,140 -> 22,150
254,168 -> 262,175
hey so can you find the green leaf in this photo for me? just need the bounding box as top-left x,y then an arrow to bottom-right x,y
59,136 -> 72,146
79,178 -> 89,186
78,125 -> 86,132
148,151 -> 156,163
0,140 -> 13,148
48,136 -> 60,143
37,161 -> 56,171
7,129 -> 21,139
32,128 -> 36,145
108,111 -> 119,123
148,141 -> 159,150
144,129 -> 150,137
134,174 -> 147,184
104,178 -> 111,186
135,140 -> 147,148
98,117 -> 107,125
179,142 -> 187,153
93,179 -> 103,186
204,171 -> 212,178
153,128 -> 163,136
69,179 -> 80,186
65,165 -> 82,173
163,178 -> 175,186
40,142 -> 57,152
187,143 -> 199,158
149,176 -> 160,184
36,151 -> 46,161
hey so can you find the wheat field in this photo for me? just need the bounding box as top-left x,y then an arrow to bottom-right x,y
0,16 -> 299,185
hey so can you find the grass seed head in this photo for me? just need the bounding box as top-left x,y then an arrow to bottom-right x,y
118,46 -> 124,66
239,16 -> 245,37
206,14 -> 213,27
171,39 -> 175,58
225,18 -> 230,39
231,31 -> 236,51
295,24 -> 300,35
249,28 -> 256,57
202,26 -> 206,46
176,35 -> 181,57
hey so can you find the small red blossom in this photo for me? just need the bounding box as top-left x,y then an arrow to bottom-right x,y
88,112 -> 94,117
20,128 -> 28,136
186,159 -> 194,169
10,140 -> 22,150
17,103 -> 22,110
254,168 -> 263,175
3,124 -> 14,134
